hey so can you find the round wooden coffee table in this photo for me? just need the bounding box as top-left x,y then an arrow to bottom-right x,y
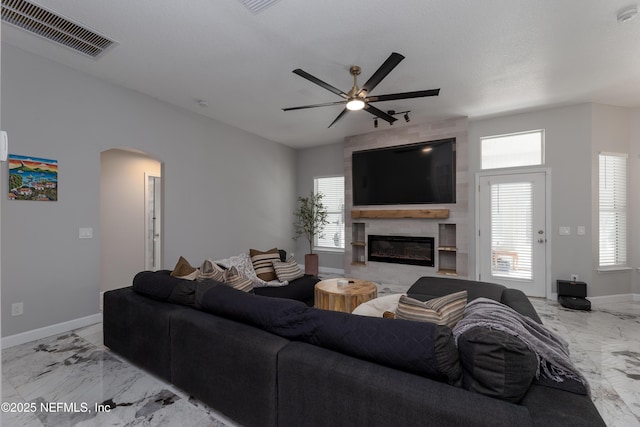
314,278 -> 378,313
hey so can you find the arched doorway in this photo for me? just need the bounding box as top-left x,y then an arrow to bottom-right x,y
100,148 -> 163,294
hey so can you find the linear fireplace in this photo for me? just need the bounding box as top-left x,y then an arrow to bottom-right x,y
368,235 -> 434,267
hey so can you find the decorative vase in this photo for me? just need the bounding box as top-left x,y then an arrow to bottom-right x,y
305,253 -> 319,276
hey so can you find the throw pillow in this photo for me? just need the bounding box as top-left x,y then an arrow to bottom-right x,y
457,327 -> 538,403
170,256 -> 198,280
224,266 -> 254,293
395,290 -> 467,328
272,257 -> 304,282
249,248 -> 281,281
197,259 -> 225,282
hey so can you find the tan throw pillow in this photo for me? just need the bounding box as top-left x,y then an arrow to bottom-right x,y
249,248 -> 280,281
197,259 -> 225,282
170,256 -> 199,280
224,266 -> 254,292
395,291 -> 467,328
272,257 -> 304,282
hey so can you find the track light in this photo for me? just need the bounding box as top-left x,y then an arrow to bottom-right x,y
372,110 -> 411,128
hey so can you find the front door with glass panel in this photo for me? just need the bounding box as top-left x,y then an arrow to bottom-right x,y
478,172 -> 547,297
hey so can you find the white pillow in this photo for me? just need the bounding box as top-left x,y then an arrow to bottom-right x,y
352,294 -> 404,317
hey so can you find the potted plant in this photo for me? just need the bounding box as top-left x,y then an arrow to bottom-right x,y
293,191 -> 329,276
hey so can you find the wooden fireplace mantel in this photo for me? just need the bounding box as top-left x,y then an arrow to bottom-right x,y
351,209 -> 449,219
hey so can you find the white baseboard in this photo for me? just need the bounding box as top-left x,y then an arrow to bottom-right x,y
1,313 -> 103,349
588,293 -> 640,305
297,264 -> 345,276
318,266 -> 345,275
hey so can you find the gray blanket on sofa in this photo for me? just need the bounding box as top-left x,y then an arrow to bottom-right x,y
452,297 -> 590,395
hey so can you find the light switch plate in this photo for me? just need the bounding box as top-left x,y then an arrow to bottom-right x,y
559,226 -> 571,236
577,226 -> 586,235
79,227 -> 93,239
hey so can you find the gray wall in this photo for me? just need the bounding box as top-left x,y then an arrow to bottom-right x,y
1,44 -> 297,337
294,142 -> 344,271
468,104 -> 595,294
590,104 -> 633,297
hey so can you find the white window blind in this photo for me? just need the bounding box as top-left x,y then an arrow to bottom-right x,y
314,176 -> 345,250
599,153 -> 627,267
481,130 -> 544,170
490,182 -> 533,280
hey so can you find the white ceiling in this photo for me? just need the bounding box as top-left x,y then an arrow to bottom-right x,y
3,0 -> 640,148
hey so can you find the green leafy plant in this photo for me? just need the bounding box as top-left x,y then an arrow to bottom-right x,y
293,192 -> 329,254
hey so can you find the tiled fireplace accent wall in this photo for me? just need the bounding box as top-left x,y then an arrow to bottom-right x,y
344,118 -> 469,291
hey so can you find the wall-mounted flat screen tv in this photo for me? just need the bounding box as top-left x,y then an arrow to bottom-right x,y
352,138 -> 456,206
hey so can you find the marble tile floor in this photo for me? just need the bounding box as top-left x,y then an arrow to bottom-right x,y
2,298 -> 639,426
1,323 -> 237,427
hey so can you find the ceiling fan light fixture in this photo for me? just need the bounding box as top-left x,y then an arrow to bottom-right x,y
346,97 -> 365,111
617,5 -> 638,23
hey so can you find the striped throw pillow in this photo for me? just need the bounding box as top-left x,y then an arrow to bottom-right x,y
197,259 -> 225,282
249,248 -> 281,281
272,257 -> 304,282
395,291 -> 467,328
224,266 -> 254,293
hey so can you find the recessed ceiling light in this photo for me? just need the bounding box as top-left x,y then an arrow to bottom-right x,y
617,5 -> 638,23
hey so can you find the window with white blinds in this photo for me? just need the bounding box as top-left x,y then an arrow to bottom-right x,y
481,130 -> 544,170
599,153 -> 627,268
314,176 -> 345,250
491,182 -> 533,280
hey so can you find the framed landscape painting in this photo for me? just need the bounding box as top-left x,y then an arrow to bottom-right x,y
8,154 -> 58,201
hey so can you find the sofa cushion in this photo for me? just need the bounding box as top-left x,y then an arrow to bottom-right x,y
457,327 -> 538,403
132,270 -> 179,300
201,285 -> 462,385
408,277 -> 505,302
250,248 -> 281,281
272,257 -> 304,282
253,274 -> 318,306
169,279 -> 223,308
395,291 -> 467,328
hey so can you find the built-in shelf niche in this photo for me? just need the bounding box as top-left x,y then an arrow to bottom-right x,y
437,223 -> 457,275
351,222 -> 366,265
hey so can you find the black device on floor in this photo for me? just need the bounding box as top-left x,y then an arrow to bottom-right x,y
557,280 -> 591,311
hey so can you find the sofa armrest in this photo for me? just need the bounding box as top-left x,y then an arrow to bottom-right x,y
500,288 -> 542,324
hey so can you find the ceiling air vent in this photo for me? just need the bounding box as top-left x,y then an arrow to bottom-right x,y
238,0 -> 283,14
1,0 -> 116,59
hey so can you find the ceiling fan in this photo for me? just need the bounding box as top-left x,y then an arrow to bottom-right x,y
283,52 -> 440,128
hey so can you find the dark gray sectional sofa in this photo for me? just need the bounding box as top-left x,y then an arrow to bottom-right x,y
103,274 -> 605,427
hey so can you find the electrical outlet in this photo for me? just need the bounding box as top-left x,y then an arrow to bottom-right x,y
11,302 -> 23,316
570,274 -> 579,282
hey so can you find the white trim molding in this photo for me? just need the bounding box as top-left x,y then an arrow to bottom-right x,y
1,313 -> 103,349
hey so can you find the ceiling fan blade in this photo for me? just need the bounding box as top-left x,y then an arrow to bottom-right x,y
328,108 -> 349,128
366,89 -> 440,103
293,69 -> 348,99
359,52 -> 405,96
364,104 -> 397,124
283,100 -> 347,111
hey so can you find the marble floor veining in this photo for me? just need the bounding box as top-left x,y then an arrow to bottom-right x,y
1,323 -> 236,427
2,298 -> 640,426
